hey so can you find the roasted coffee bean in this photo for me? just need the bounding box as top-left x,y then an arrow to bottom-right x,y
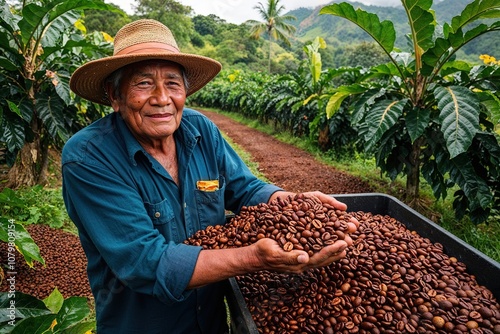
283,242 -> 294,252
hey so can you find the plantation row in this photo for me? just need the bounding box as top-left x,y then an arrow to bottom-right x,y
190,1 -> 500,226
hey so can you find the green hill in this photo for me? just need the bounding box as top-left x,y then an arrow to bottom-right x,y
286,0 -> 500,62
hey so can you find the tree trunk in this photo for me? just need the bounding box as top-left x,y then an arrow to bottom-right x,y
36,137 -> 50,185
4,118 -> 43,189
268,39 -> 272,73
5,141 -> 40,189
406,137 -> 423,206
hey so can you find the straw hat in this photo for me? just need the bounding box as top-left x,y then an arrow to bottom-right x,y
70,19 -> 222,106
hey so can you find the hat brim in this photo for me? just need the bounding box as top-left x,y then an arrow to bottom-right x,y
70,53 -> 222,106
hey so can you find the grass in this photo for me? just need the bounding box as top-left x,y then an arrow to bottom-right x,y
201,107 -> 500,264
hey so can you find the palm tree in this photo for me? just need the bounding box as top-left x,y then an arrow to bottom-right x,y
246,0 -> 296,73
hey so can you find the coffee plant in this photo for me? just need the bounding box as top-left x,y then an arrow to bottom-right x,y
190,59 -> 360,153
320,0 -> 500,223
0,288 -> 94,333
0,0 -> 116,188
0,188 -> 44,269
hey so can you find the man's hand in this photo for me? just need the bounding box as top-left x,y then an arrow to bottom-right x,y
251,238 -> 348,274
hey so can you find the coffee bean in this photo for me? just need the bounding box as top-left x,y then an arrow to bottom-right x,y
283,242 -> 293,252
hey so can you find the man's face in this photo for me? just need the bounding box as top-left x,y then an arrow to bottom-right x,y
109,60 -> 186,143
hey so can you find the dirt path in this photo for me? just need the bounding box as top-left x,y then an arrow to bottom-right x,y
199,109 -> 373,194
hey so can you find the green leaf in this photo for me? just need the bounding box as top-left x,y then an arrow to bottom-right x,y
0,42 -> 21,71
41,10 -> 81,47
18,0 -> 120,47
0,56 -> 18,71
360,99 -> 408,151
18,99 -> 34,123
421,37 -> 452,72
401,0 -> 436,51
52,71 -> 71,105
422,159 -> 447,200
0,292 -> 51,324
43,288 -> 64,314
440,60 -> 472,76
0,120 -> 25,152
36,93 -> 70,143
449,154 -> 492,211
0,215 -> 45,268
11,222 -> 45,268
0,291 -> 93,334
450,0 -> 500,32
326,92 -> 350,119
7,100 -> 22,118
11,314 -> 57,334
325,84 -> 368,119
310,51 -> 322,84
435,86 -> 480,159
320,3 -> 396,55
460,23 -> 495,49
0,0 -> 18,34
477,91 -> 500,125
54,297 -> 91,332
476,132 -> 500,166
422,0 -> 500,71
371,63 -> 401,76
61,321 -> 96,334
350,88 -> 387,124
304,37 -> 326,85
0,188 -> 26,209
406,107 -> 431,142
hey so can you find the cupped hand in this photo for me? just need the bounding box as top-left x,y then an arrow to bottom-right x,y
252,238 -> 348,274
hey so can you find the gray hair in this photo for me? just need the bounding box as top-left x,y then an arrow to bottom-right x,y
105,62 -> 190,102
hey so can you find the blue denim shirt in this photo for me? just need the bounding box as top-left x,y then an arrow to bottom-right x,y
62,109 -> 281,333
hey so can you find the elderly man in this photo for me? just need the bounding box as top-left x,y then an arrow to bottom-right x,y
62,19 -> 358,333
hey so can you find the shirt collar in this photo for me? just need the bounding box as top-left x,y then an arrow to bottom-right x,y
114,111 -> 201,166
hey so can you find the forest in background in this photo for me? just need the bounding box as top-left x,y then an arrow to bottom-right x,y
85,0 -> 500,75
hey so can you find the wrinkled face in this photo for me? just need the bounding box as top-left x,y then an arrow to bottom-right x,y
108,60 -> 187,143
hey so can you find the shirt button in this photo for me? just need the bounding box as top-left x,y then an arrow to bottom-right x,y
154,212 -> 161,218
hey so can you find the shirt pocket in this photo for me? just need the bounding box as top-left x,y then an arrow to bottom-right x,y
144,198 -> 175,226
144,199 -> 178,240
195,175 -> 226,230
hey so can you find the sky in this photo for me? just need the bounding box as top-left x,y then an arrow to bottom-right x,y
106,0 -> 401,24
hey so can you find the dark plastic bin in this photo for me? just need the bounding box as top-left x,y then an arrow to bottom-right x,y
225,193 -> 500,334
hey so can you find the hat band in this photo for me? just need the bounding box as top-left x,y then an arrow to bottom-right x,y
115,42 -> 180,56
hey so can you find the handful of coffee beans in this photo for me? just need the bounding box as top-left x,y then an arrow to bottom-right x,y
184,193 -> 353,255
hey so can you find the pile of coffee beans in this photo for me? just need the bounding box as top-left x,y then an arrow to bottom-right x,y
185,194 -> 500,333
0,224 -> 91,299
185,193 -> 353,255
236,210 -> 500,334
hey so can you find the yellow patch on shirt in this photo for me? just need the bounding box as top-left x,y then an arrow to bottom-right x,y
197,180 -> 219,192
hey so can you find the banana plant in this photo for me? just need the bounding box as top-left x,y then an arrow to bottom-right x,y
0,0 -> 119,188
320,0 -> 500,223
